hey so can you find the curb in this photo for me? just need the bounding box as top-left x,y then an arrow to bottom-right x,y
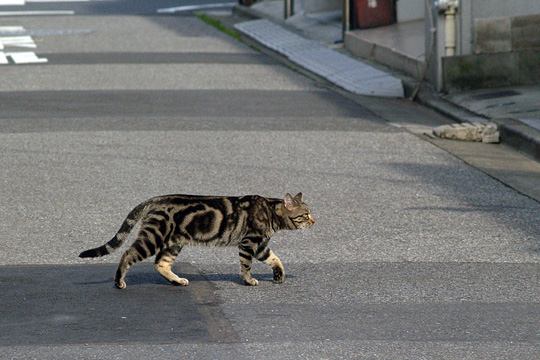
232,5 -> 539,161
491,118 -> 540,161
410,82 -> 540,161
403,81 -> 488,123
234,18 -> 404,97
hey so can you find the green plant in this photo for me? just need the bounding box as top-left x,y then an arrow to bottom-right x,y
195,12 -> 242,41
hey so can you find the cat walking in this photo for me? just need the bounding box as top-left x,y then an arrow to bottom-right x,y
79,193 -> 314,289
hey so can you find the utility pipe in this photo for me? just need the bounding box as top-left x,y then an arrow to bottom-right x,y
444,4 -> 457,56
436,0 -> 459,56
284,0 -> 294,19
342,0 -> 350,39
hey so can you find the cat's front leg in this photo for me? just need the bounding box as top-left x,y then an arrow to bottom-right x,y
255,244 -> 285,284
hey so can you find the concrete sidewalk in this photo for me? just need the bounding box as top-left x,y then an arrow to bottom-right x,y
234,19 -> 404,97
233,1 -> 404,97
444,86 -> 540,161
233,0 -> 540,162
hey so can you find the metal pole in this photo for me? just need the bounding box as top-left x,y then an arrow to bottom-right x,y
284,0 -> 294,19
342,0 -> 350,40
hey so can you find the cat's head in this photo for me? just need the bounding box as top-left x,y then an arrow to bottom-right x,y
283,193 -> 315,229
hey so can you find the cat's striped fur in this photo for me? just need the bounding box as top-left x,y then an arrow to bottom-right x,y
79,192 -> 314,289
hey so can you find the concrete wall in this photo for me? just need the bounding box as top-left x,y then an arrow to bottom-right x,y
459,0 -> 540,55
474,14 -> 540,54
471,0 -> 540,19
443,12 -> 540,91
397,0 -> 424,22
301,0 -> 341,13
434,1 -> 540,91
443,50 -> 540,91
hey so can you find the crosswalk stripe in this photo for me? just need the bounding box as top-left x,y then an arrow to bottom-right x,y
27,0 -> 113,2
0,0 -> 110,4
0,35 -> 36,49
3,51 -> 47,63
0,0 -> 25,5
0,26 -> 25,35
0,10 -> 75,15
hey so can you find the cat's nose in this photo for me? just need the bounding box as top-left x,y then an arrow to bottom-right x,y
309,215 -> 315,225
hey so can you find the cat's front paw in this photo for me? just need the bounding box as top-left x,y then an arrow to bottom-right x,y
243,277 -> 259,286
171,278 -> 189,286
273,267 -> 285,283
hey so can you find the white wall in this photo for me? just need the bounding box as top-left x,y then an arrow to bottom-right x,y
300,0 -> 341,13
397,0 -> 424,22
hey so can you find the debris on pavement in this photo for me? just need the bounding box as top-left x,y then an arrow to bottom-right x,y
433,122 -> 500,143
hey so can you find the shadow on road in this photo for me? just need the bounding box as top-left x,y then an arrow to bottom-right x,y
0,263 -> 239,346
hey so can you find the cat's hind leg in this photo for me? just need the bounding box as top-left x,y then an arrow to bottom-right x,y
154,244 -> 189,286
114,230 -> 159,289
239,241 -> 258,286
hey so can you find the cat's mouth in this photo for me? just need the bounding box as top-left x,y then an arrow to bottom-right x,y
305,215 -> 316,228
300,221 -> 315,229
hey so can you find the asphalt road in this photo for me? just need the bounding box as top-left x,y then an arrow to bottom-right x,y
1,1 -> 539,359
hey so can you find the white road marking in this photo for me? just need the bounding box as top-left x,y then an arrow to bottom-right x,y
0,0 -> 25,5
0,35 -> 36,49
1,0 -> 110,3
157,2 -> 235,14
0,26 -> 26,35
27,0 -> 113,2
0,10 -> 74,15
1,51 -> 48,63
0,25 -> 47,65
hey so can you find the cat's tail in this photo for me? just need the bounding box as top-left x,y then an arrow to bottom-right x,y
79,201 -> 149,258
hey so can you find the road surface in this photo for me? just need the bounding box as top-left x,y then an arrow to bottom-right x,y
0,1 -> 539,358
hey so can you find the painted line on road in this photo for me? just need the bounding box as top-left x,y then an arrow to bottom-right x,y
0,35 -> 36,49
27,0 -> 112,2
0,0 -> 25,5
1,0 -> 109,3
157,2 -> 235,14
0,26 -> 25,35
0,25 -> 47,64
2,51 -> 47,63
0,10 -> 74,15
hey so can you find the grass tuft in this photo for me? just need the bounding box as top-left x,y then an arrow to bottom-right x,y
195,12 -> 242,41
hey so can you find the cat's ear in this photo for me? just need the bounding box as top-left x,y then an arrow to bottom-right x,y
284,193 -> 296,210
294,192 -> 303,202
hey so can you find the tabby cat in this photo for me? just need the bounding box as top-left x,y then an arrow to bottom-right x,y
79,192 -> 314,289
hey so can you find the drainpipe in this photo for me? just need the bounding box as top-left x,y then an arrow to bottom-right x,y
342,0 -> 350,41
436,0 -> 459,56
284,0 -> 294,19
